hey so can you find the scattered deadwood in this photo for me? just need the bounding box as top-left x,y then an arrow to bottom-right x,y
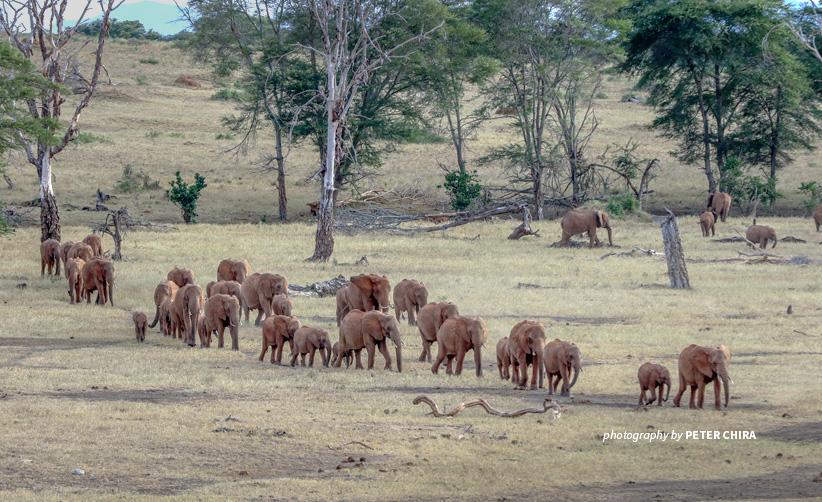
1,206 -> 34,227
516,282 -> 555,289
652,208 -> 689,288
412,395 -> 561,419
550,239 -> 617,248
328,441 -> 373,450
290,275 -> 348,297
780,236 -> 806,243
3,174 -> 13,189
711,237 -> 746,243
793,330 -> 819,337
599,247 -> 665,260
93,206 -> 177,260
401,204 -> 527,233
507,206 -> 540,240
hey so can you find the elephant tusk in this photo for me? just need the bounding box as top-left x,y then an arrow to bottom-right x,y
401,341 -> 408,348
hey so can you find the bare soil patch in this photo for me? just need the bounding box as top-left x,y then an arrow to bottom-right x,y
174,75 -> 202,88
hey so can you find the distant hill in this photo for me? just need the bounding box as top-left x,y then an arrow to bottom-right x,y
70,1 -> 189,37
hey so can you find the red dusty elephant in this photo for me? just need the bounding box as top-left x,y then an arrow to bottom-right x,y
496,337 -> 513,381
149,280 -> 179,328
290,326 -> 332,367
260,314 -> 301,364
40,238 -> 62,276
745,224 -> 777,249
507,320 -> 547,390
673,344 -> 732,410
82,233 -> 104,257
167,267 -> 195,288
336,274 -> 391,325
706,192 -> 732,223
543,338 -> 582,396
393,278 -> 428,326
337,310 -> 403,372
81,258 -> 115,306
66,258 -> 85,304
171,284 -> 204,346
699,211 -> 717,237
560,210 -> 612,248
416,301 -> 459,363
217,259 -> 250,284
637,362 -> 671,406
432,316 -> 487,377
200,294 -> 241,350
242,272 -> 289,326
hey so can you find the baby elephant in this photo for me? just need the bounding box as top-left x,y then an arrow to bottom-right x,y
290,327 -> 332,367
637,363 -> 671,406
133,311 -> 148,342
699,211 -> 717,237
330,341 -> 352,368
746,224 -> 777,249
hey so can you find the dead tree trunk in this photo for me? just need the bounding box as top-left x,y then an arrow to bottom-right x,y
508,206 -> 540,240
653,208 -> 690,289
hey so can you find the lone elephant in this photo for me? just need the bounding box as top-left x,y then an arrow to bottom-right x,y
200,293 -> 241,349
432,316 -> 487,377
133,311 -> 147,342
746,224 -> 777,249
560,210 -> 612,248
336,274 -> 391,325
673,344 -> 732,410
507,320 -> 547,390
260,314 -> 301,364
81,258 -> 115,306
417,301 -> 459,363
637,362 -> 671,406
337,310 -> 403,372
290,327 -> 332,367
393,279 -> 428,326
699,211 -> 717,237
40,238 -> 62,276
217,259 -> 250,284
706,192 -> 732,222
543,338 -> 581,396
242,272 -> 289,326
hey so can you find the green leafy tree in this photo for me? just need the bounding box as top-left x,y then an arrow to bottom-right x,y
438,169 -> 484,211
166,172 -> 207,224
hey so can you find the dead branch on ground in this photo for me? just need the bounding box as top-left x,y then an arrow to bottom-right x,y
328,441 -> 373,450
412,395 -> 561,419
508,206 -> 540,240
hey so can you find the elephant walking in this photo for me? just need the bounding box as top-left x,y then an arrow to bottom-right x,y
560,210 -> 612,248
337,310 -> 402,372
637,363 -> 671,406
673,344 -> 731,410
543,338 -> 581,396
507,320 -> 547,390
432,316 -> 487,377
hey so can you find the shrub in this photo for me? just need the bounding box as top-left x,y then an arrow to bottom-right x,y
438,169 -> 483,211
215,132 -> 234,140
595,92 -> 609,99
136,75 -> 149,86
798,181 -> 822,217
606,194 -> 640,217
721,158 -> 784,215
166,172 -> 207,224
210,89 -> 243,100
146,130 -> 162,139
77,132 -> 110,144
116,165 -> 160,193
139,58 -> 159,65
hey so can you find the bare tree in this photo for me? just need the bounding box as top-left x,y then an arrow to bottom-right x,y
301,0 -> 441,262
786,0 -> 822,64
0,0 -> 122,241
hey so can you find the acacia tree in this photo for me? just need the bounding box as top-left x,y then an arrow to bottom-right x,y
786,0 -> 822,63
0,0 -> 121,241
302,0 -> 440,262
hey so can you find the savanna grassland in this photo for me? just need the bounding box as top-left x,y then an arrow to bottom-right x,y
1,39 -> 822,501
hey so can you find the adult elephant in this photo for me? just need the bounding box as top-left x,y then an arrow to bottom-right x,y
507,320 -> 547,390
259,314 -> 301,364
432,316 -> 487,377
149,280 -> 179,329
209,280 -> 243,306
66,258 -> 85,304
242,272 -> 289,326
167,267 -> 195,288
543,338 -> 581,396
560,210 -> 612,248
290,327 -> 332,367
60,241 -> 76,277
393,279 -> 428,326
706,192 -> 732,222
81,258 -> 115,306
82,233 -> 104,257
171,284 -> 204,346
673,344 -> 732,410
637,363 -> 671,406
200,294 -> 241,350
217,259 -> 250,284
746,224 -> 777,249
417,301 -> 459,363
40,238 -> 61,276
337,310 -> 402,372
67,242 -> 93,263
335,274 -> 391,325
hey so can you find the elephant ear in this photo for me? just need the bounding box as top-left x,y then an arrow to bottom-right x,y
216,298 -> 228,320
718,344 -> 731,362
689,347 -> 715,378
650,367 -> 660,384
362,312 -> 382,338
455,318 -> 472,344
350,275 -> 374,309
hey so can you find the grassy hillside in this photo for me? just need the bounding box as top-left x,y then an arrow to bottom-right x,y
2,38 -> 821,230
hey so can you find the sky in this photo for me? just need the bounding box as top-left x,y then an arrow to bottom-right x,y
63,0 -> 187,23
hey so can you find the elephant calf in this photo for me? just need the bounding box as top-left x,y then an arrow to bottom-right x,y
290,327 -> 332,367
260,315 -> 301,364
496,337 -> 512,381
746,224 -> 777,249
133,311 -> 147,342
543,338 -> 582,396
699,211 -> 717,237
637,363 -> 670,406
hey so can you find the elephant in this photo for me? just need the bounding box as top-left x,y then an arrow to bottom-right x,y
335,274 -> 392,325
209,280 -> 243,306
66,258 -> 85,304
242,272 -> 289,326
40,238 -> 62,276
67,242 -> 93,263
159,299 -> 174,336
81,258 -> 115,306
673,344 -> 732,410
272,294 -> 293,316
432,316 -> 487,377
149,280 -> 179,329
337,310 -> 403,372
699,211 -> 717,237
133,311 -> 147,342
543,338 -> 581,396
560,210 -> 612,248
417,301 -> 459,363
217,259 -> 250,284
496,337 -> 512,381
171,284 -> 204,346
60,241 -> 76,277
637,363 -> 671,406
746,224 -> 777,249
706,192 -> 732,222
200,293 -> 241,350
167,267 -> 195,288
290,326 -> 332,367
330,341 -> 352,368
815,204 -> 822,232
507,320 -> 547,390
259,314 -> 301,364
82,233 -> 104,257
393,279 -> 428,326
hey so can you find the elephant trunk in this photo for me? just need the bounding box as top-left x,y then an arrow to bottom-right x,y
394,343 -> 402,373
568,362 -> 580,390
230,321 -> 239,351
474,346 -> 482,377
605,226 -> 613,246
722,372 -> 730,408
663,379 -> 671,402
536,352 -> 543,388
323,347 -> 331,367
108,282 -> 114,307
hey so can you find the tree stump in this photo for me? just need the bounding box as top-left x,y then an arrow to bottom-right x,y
652,208 -> 690,289
507,206 -> 540,240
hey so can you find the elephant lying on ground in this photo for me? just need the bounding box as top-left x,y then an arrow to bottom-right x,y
337,310 -> 402,372
40,238 -> 61,276
543,338 -> 581,396
432,316 -> 487,377
560,210 -> 612,248
637,362 -> 670,406
417,301 -> 459,363
673,344 -> 732,410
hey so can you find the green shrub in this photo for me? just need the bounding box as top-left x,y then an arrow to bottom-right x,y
798,181 -> 822,216
77,132 -> 110,144
438,169 -> 484,211
606,194 -> 640,217
116,165 -> 160,193
166,171 -> 207,224
146,130 -> 162,139
210,89 -> 243,100
169,131 -> 184,138
139,58 -> 159,65
721,158 -> 784,214
595,92 -> 609,99
136,75 -> 149,86
215,132 -> 234,140
0,207 -> 11,236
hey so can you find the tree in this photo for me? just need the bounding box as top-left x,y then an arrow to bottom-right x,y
785,0 -> 822,63
622,0 -> 786,194
301,0 -> 441,262
0,0 -> 122,241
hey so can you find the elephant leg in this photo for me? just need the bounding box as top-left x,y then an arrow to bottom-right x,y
689,385 -> 697,409
648,386 -> 657,405
588,231 -> 596,248
308,349 -> 315,367
711,225 -> 715,237
639,388 -> 646,406
354,349 -> 364,369
301,353 -> 307,367
377,341 -> 392,370
697,381 -> 706,409
270,344 -> 277,364
419,341 -> 428,362
259,338 -> 268,361
290,352 -> 298,367
275,341 -> 284,364
454,350 -> 467,376
432,348 -> 446,374
217,326 -> 225,348
445,355 -> 455,375
408,308 -> 416,326
254,309 -> 264,326
365,338 -> 377,370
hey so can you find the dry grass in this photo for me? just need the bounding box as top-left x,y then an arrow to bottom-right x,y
2,216 -> 822,501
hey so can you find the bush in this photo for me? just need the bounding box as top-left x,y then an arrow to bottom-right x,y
595,92 -> 609,99
136,75 -> 149,86
166,172 -> 207,224
797,181 -> 822,216
721,158 -> 784,215
77,132 -> 110,144
116,165 -> 160,193
215,132 -> 234,140
0,207 -> 11,236
438,169 -> 484,211
139,58 -> 159,65
606,194 -> 640,217
210,89 -> 243,100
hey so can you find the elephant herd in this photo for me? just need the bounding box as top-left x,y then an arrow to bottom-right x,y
699,191 -> 782,249
40,234 -> 115,306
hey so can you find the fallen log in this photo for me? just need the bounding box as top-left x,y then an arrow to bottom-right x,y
412,395 -> 561,419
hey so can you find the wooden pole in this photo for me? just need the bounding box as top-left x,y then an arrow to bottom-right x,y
652,208 -> 690,289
